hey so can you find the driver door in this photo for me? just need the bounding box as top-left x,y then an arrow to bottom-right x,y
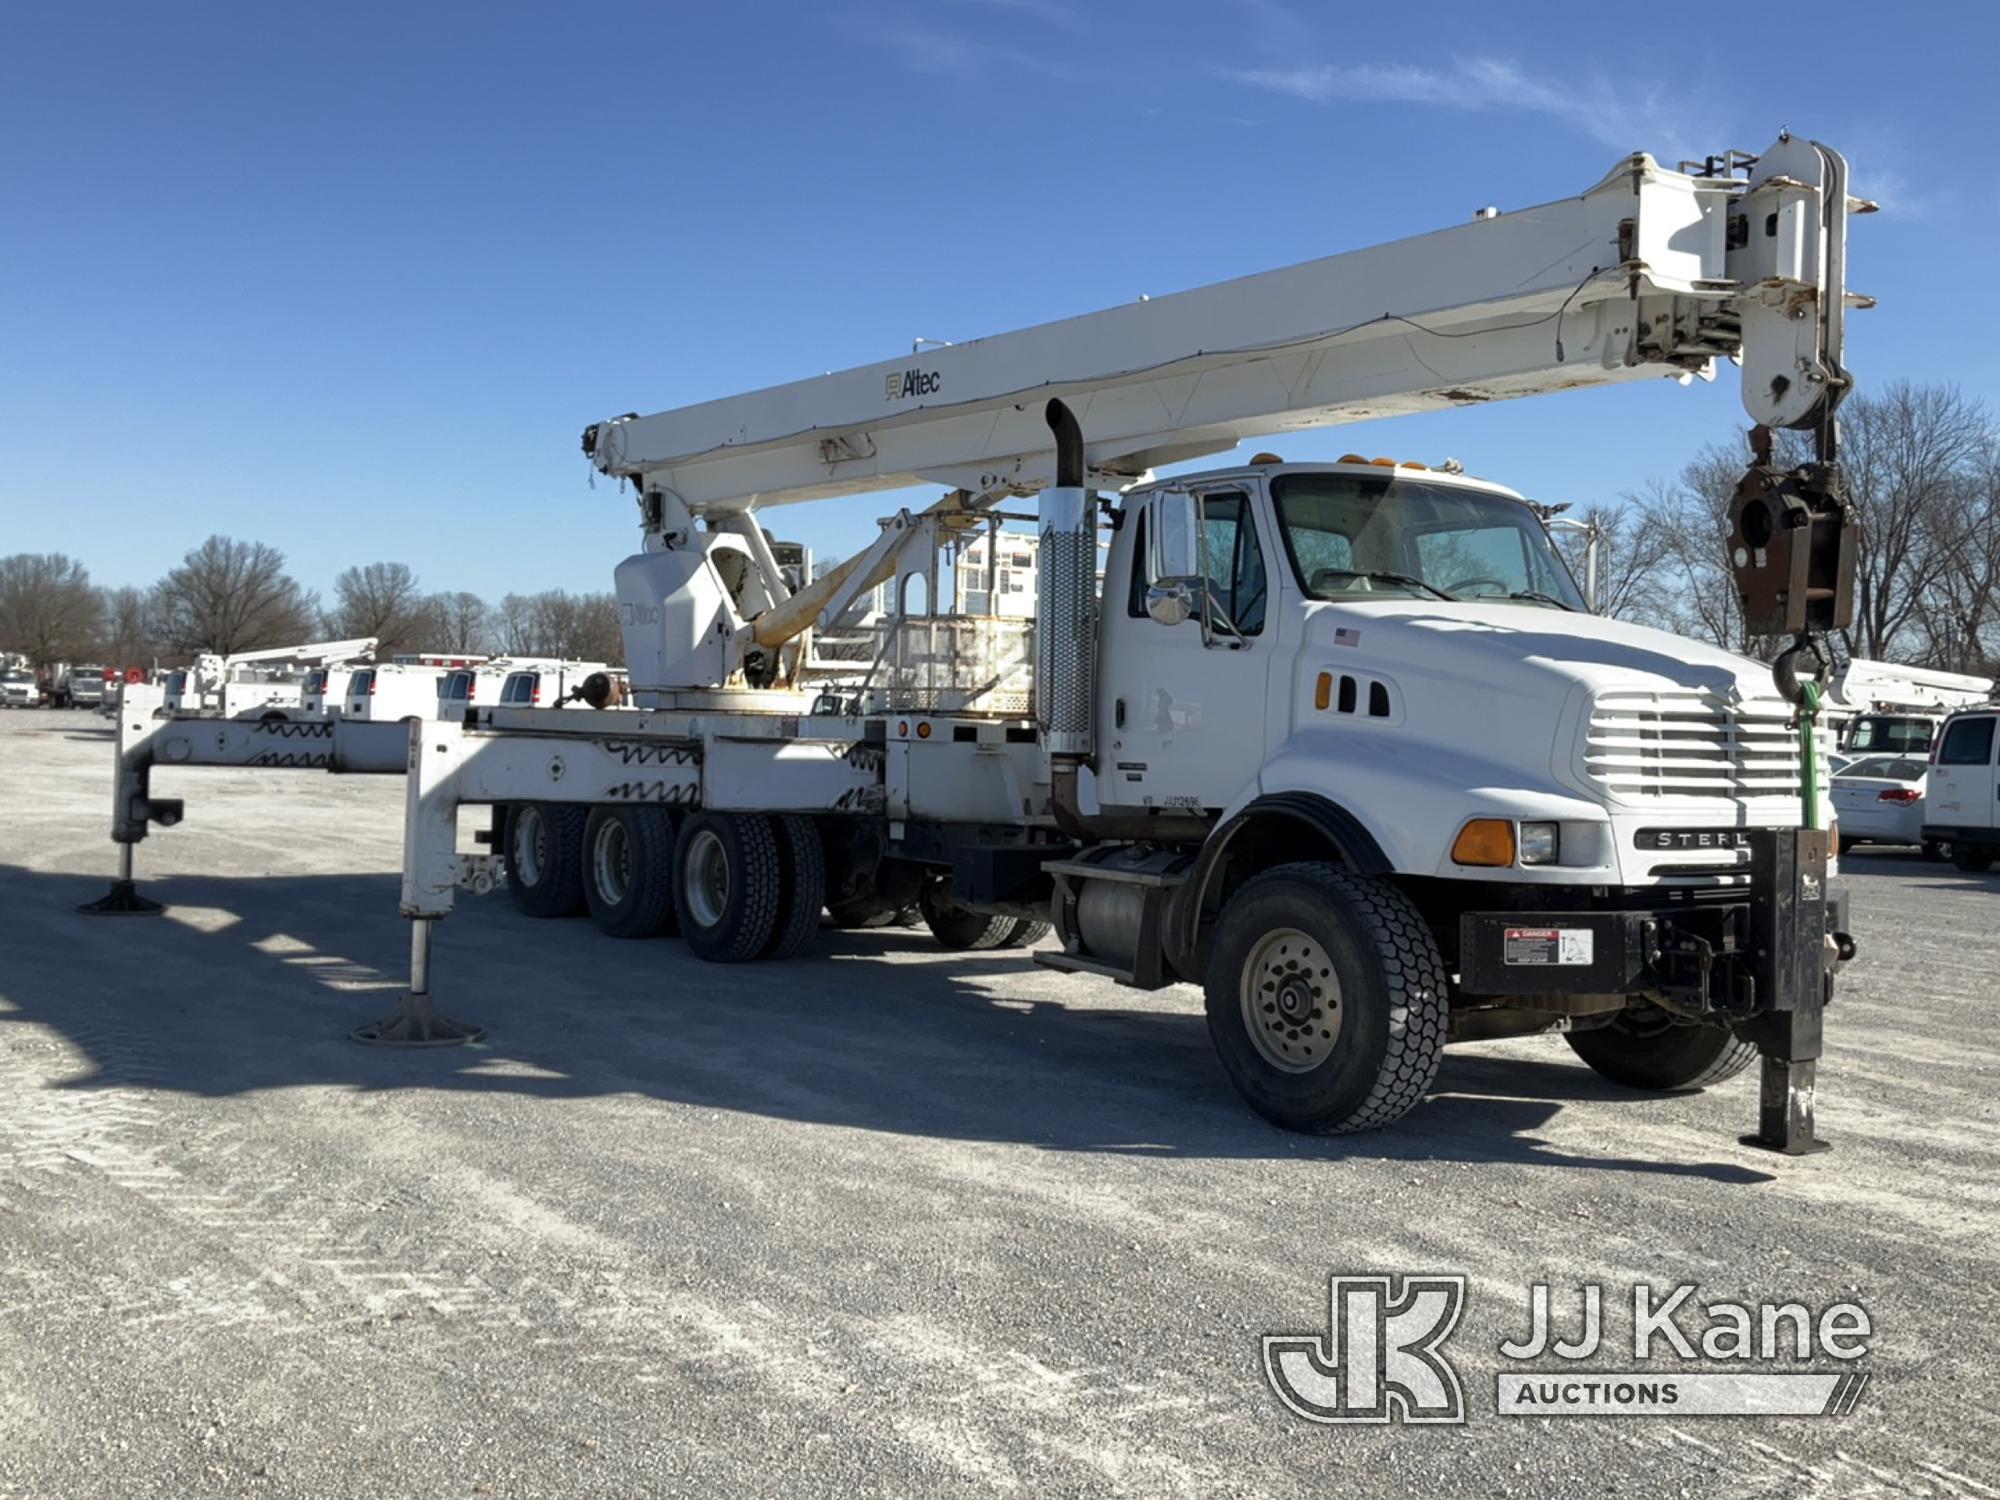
1097,484 -> 1273,813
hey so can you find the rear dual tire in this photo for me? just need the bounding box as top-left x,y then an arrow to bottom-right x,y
506,802 -> 589,918
583,806 -> 681,938
917,884 -> 1048,951
675,811 -> 825,963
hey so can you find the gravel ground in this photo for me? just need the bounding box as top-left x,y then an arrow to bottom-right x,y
1,708 -> 1996,1498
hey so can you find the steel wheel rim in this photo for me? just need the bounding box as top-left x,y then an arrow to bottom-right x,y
514,806 -> 547,887
592,818 -> 631,905
1240,926 -> 1342,1073
683,828 -> 729,929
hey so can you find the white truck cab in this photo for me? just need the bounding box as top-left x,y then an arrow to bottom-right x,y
1100,458 -> 1821,886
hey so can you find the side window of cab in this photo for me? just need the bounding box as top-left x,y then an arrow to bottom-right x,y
1127,491 -> 1267,635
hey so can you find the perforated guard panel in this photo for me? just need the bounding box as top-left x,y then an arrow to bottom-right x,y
1037,490 -> 1095,756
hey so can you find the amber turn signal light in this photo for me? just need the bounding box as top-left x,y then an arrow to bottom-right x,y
1451,818 -> 1515,867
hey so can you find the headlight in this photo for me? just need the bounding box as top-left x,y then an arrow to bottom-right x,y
1519,822 -> 1560,865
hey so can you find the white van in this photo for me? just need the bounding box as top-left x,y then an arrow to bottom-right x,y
497,661 -> 612,709
300,668 -> 337,718
341,664 -> 448,722
1924,707 -> 2000,872
437,663 -> 517,721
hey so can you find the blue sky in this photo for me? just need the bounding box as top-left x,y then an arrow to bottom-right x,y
4,0 -> 1996,603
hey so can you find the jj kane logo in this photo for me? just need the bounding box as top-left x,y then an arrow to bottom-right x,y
1265,1276 -> 1872,1425
1264,1275 -> 1468,1424
885,367 -> 942,401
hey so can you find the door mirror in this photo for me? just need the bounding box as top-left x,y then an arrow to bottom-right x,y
1146,576 -> 1201,626
1147,490 -> 1200,580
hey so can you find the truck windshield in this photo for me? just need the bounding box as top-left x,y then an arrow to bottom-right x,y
1270,473 -> 1586,609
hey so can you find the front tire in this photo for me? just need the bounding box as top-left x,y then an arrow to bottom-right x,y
675,812 -> 783,962
1922,838 -> 1952,863
1202,863 -> 1446,1134
583,806 -> 679,939
1953,847 -> 1995,873
1564,1007 -> 1755,1090
507,802 -> 588,918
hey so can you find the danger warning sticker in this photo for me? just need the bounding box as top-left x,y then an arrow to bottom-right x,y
1503,927 -> 1595,966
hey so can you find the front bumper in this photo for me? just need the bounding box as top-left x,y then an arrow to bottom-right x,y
1458,828 -> 1850,1153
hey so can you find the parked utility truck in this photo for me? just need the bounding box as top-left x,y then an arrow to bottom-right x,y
97,135 -> 1868,1155
1823,658 -> 1994,757
163,638 -> 379,719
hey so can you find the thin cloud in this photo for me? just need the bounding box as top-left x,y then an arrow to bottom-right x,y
956,0 -> 1085,29
881,25 -> 1074,80
1221,54 -> 1705,158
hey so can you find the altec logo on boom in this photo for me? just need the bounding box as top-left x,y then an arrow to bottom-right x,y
1265,1276 -> 1873,1424
885,368 -> 942,401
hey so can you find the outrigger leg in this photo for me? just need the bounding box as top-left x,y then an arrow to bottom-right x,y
350,917 -> 483,1047
351,719 -> 483,1047
1738,825 -> 1839,1156
77,843 -> 165,916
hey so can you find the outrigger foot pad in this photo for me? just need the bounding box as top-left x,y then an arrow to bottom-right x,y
77,880 -> 165,917
1740,1056 -> 1831,1156
350,993 -> 484,1048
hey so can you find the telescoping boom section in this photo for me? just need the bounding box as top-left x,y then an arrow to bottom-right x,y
95,135 -> 1865,1158
583,135 -> 1864,514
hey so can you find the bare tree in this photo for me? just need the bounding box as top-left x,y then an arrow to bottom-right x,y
1549,501 -> 1670,622
411,591 -> 490,655
492,590 -> 624,664
494,593 -> 536,656
151,536 -> 318,656
1837,381 -> 1989,661
330,561 -> 424,655
1906,441 -> 2000,675
97,584 -> 158,667
0,553 -> 104,668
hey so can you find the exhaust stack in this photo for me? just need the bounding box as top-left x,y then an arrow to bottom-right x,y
1038,400 -> 1094,762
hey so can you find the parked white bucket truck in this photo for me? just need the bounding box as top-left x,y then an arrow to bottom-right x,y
95,136 -> 1867,1154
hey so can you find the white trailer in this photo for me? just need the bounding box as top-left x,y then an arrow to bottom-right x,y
94,135 -> 1869,1154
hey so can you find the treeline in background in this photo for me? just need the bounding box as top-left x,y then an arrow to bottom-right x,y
0,542 -> 624,668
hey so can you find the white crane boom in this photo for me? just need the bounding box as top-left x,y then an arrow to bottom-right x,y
585,136 -> 1865,516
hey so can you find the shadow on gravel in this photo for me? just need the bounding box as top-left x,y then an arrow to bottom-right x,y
0,863 -> 1770,1182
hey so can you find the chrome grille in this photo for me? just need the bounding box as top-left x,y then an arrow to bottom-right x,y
1585,690 -> 1801,801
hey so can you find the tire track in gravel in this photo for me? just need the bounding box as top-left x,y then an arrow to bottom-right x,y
0,1005 -> 1274,1495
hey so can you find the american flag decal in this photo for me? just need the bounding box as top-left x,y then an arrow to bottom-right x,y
1334,627 -> 1361,647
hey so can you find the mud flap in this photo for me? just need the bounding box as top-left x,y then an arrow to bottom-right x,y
1737,827 -> 1835,1155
